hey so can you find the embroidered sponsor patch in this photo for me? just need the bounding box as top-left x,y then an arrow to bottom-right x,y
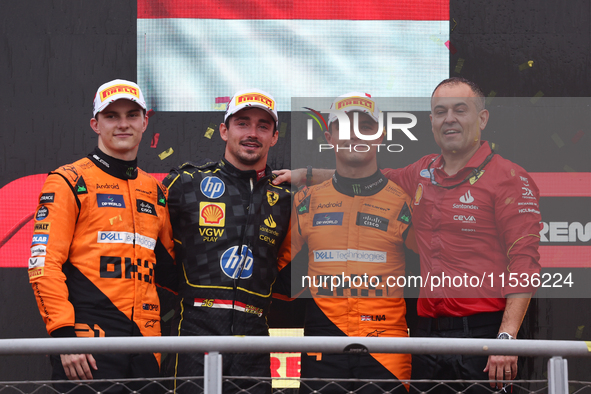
312,212 -> 344,226
97,194 -> 126,208
137,199 -> 157,216
199,202 -> 226,227
35,206 -> 49,221
200,177 -> 225,199
356,212 -> 389,232
39,193 -> 55,204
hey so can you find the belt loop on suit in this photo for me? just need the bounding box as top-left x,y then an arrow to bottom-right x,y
462,316 -> 469,335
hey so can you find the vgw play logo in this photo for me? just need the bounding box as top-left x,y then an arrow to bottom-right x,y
304,104 -> 418,153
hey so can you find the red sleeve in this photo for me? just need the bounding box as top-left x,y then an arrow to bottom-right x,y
494,167 -> 542,296
381,161 -> 422,197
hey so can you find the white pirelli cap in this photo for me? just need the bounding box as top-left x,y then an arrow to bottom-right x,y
93,79 -> 147,117
327,92 -> 380,127
224,88 -> 278,128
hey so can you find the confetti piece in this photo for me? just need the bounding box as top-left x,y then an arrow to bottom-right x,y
572,130 -> 585,143
215,96 -> 231,104
429,35 -> 443,45
162,309 -> 175,322
109,215 -> 122,225
444,41 -> 458,55
586,342 -> 591,352
204,123 -> 217,139
530,91 -> 544,104
575,325 -> 585,339
486,91 -> 497,106
564,164 -> 576,172
212,103 -> 227,110
279,122 -> 288,138
454,58 -> 464,74
150,133 -> 160,148
551,133 -> 565,148
451,18 -> 457,32
158,148 -> 174,160
146,109 -> 156,118
317,137 -> 325,144
491,142 -> 498,151
519,61 -> 534,71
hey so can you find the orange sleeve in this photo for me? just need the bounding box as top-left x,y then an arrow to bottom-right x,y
29,172 -> 78,336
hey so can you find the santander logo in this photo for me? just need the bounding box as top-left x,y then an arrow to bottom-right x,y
459,190 -> 474,204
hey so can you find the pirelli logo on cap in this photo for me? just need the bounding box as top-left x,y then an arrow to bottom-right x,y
236,93 -> 275,110
335,97 -> 375,112
100,84 -> 140,102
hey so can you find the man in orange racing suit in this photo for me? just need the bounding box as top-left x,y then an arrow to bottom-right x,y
29,79 -> 176,393
277,93 -> 417,393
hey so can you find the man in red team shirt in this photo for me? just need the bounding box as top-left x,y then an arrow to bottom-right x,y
274,78 -> 542,391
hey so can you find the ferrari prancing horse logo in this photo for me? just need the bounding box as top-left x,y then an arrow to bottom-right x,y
267,190 -> 279,206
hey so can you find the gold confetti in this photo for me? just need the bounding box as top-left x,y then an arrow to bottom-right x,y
486,91 -> 497,106
158,148 -> 174,160
279,122 -> 288,138
317,137 -> 325,144
429,35 -> 443,45
109,215 -> 122,225
564,164 -> 576,172
530,91 -> 544,104
205,127 -> 215,139
451,18 -> 458,32
212,103 -> 227,111
575,325 -> 585,339
162,309 -> 175,322
551,133 -> 565,148
454,58 -> 464,74
519,61 -> 534,71
491,142 -> 498,151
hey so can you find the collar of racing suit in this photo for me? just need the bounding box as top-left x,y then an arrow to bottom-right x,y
219,156 -> 272,182
88,147 -> 139,180
332,169 -> 388,197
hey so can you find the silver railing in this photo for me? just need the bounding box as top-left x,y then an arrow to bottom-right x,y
0,336 -> 588,393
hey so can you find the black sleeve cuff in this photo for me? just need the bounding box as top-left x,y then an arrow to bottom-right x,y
51,326 -> 77,338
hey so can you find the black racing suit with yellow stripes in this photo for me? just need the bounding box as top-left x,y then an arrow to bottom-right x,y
163,158 -> 291,393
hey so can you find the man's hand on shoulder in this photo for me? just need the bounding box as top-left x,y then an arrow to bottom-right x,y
272,169 -> 295,185
60,353 -> 97,380
272,168 -> 334,187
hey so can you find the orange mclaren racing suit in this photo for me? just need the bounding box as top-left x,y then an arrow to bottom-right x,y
277,170 -> 417,391
29,148 -> 175,386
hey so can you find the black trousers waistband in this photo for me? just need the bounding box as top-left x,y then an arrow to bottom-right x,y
416,311 -> 504,332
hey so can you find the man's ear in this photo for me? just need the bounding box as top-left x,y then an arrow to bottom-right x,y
219,122 -> 229,142
90,117 -> 100,136
324,130 -> 333,145
479,109 -> 489,130
270,127 -> 279,147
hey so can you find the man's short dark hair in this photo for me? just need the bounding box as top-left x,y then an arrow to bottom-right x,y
224,114 -> 278,135
432,77 -> 486,111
